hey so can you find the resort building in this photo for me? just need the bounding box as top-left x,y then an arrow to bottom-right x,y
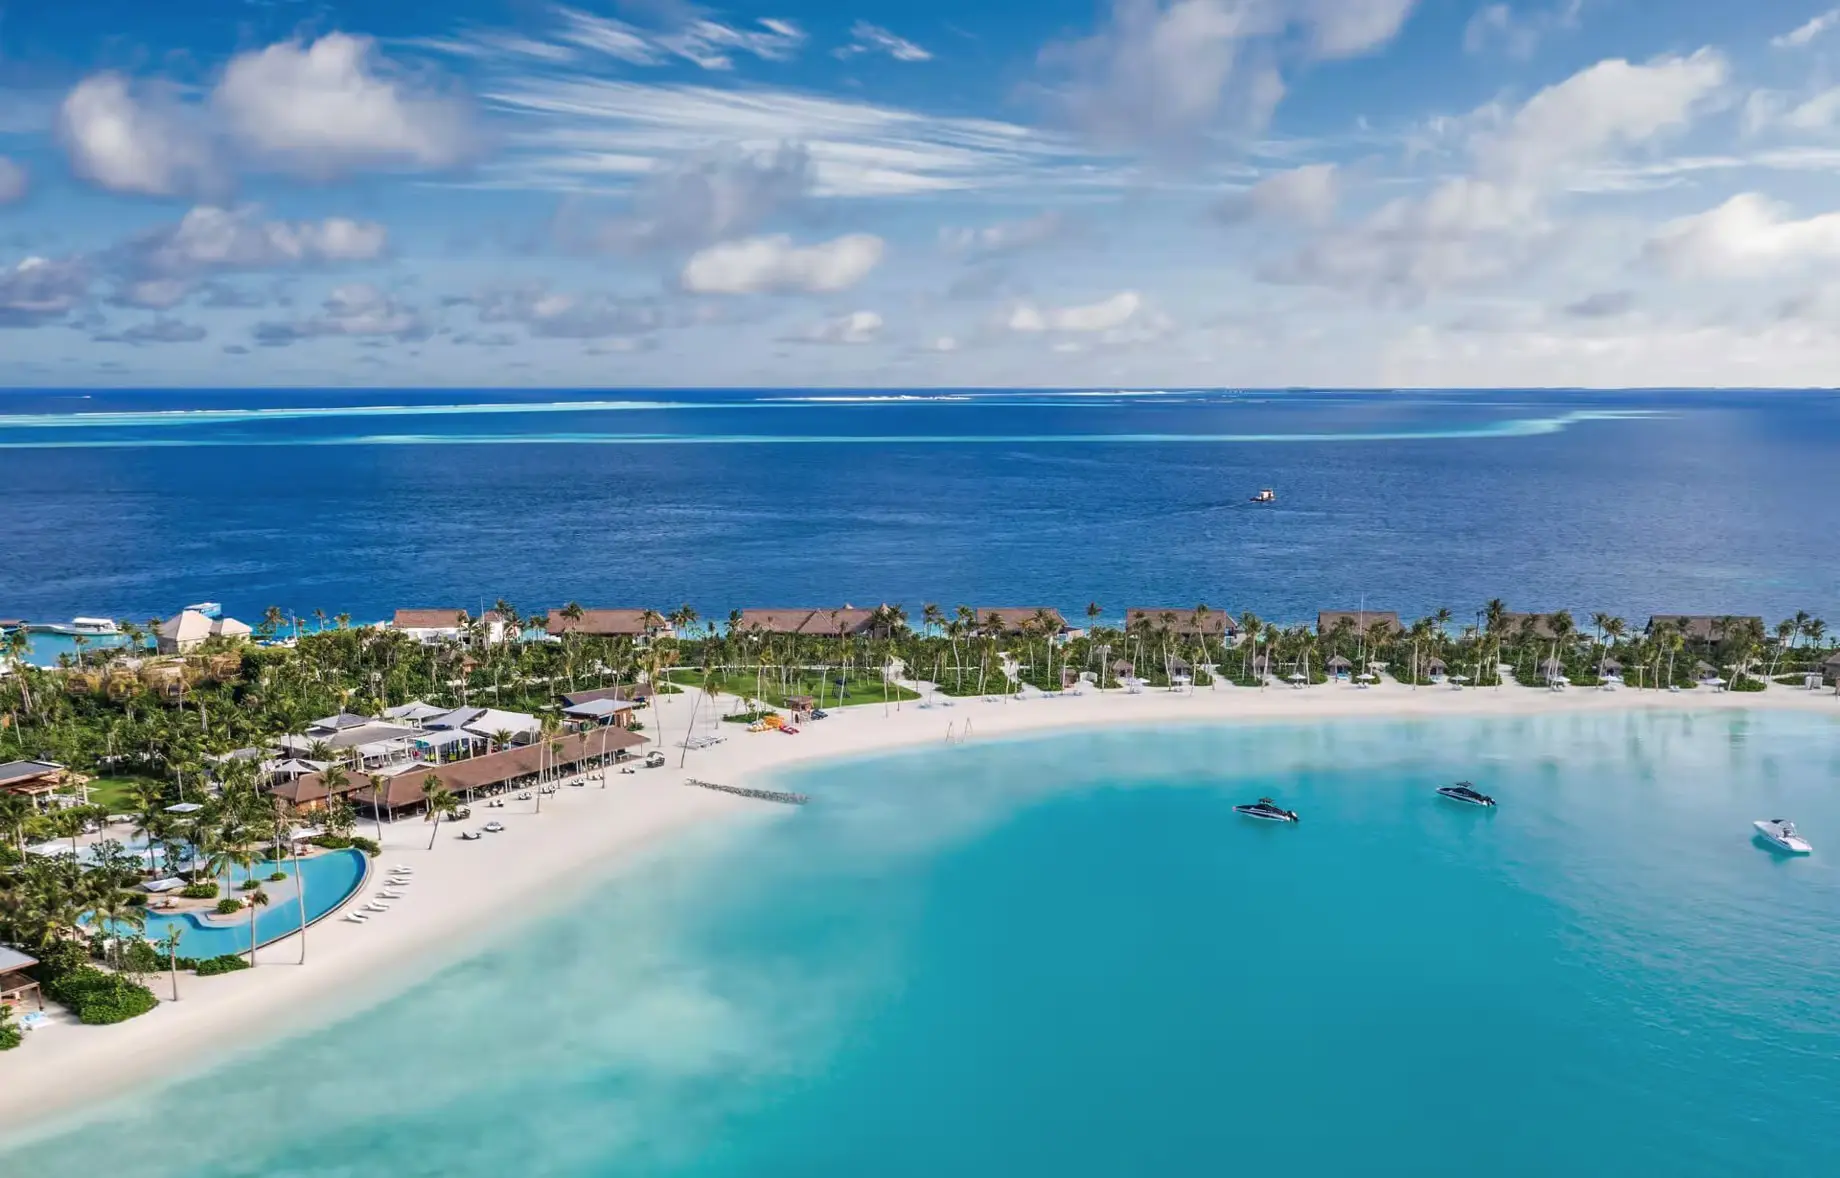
1823,651 -> 1840,683
545,609 -> 667,639
735,608 -> 886,637
560,696 -> 639,728
971,608 -> 1069,637
0,945 -> 43,1012
391,609 -> 508,645
1317,610 -> 1403,636
1124,608 -> 1239,639
342,727 -> 649,817
1500,612 -> 1566,639
0,759 -> 67,801
155,609 -> 253,653
1645,615 -> 1764,643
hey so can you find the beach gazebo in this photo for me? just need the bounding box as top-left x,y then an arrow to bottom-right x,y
1425,657 -> 1448,678
1326,655 -> 1353,678
0,945 -> 43,1012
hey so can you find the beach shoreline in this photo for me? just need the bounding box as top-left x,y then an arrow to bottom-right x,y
4,679 -> 1838,1138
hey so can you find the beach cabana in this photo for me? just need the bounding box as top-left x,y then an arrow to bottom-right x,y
1425,658 -> 1448,677
0,946 -> 43,1012
1325,655 -> 1353,677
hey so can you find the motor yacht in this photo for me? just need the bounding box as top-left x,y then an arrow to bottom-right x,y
1754,819 -> 1812,854
1234,797 -> 1299,822
1437,781 -> 1496,807
1250,488 -> 1276,503
69,617 -> 120,635
483,821 -> 506,834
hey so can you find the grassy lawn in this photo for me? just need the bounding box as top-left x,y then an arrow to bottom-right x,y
669,668 -> 919,710
83,775 -> 165,811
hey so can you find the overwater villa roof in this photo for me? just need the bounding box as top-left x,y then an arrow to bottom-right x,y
1647,615 -> 1763,641
736,608 -> 882,635
344,728 -> 649,808
392,609 -> 503,631
1124,608 -> 1236,636
971,608 -> 1067,634
545,609 -> 663,637
1317,610 -> 1403,635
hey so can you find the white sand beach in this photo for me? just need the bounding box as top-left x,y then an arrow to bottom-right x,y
4,679 -> 1837,1134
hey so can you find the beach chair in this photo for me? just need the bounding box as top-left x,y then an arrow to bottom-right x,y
364,902 -> 391,913
344,912 -> 369,923
378,890 -> 404,899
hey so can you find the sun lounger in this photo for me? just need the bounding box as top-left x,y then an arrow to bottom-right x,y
363,902 -> 390,913
378,891 -> 403,899
344,912 -> 368,923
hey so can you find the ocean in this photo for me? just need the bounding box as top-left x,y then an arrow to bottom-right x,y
1,387 -> 1837,625
8,710 -> 1840,1176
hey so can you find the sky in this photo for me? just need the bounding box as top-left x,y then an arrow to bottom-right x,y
3,0 -> 1840,387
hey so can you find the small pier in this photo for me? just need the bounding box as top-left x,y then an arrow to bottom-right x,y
683,778 -> 809,806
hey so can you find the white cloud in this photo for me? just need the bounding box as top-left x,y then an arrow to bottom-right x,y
835,21 -> 932,62
1745,86 -> 1840,134
0,255 -> 90,326
0,157 -> 26,204
255,283 -> 427,345
1040,0 -> 1419,148
680,233 -> 884,294
801,309 -> 884,344
477,76 -> 1115,198
474,285 -> 663,339
130,206 -> 388,274
1462,1 -> 1582,59
1214,162 -> 1338,225
576,144 -> 813,253
1473,50 -> 1728,183
1267,50 -> 1726,299
553,8 -> 805,71
1773,8 -> 1840,49
1009,290 -> 1144,332
1643,193 -> 1840,277
214,34 -> 475,175
939,211 -> 1071,256
58,73 -> 217,196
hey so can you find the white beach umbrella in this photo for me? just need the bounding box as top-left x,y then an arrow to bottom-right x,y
1287,672 -> 1306,682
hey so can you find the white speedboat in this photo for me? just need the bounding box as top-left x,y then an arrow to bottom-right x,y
1234,797 -> 1299,822
483,821 -> 506,833
184,601 -> 222,618
69,617 -> 120,635
1437,781 -> 1496,807
1754,819 -> 1812,854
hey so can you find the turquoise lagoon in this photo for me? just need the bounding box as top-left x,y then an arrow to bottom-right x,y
10,710 -> 1840,1176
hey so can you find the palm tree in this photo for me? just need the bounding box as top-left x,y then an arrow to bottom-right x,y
422,774 -> 459,849
156,926 -> 185,1001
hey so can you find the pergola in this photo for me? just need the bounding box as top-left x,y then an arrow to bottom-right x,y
0,946 -> 42,1012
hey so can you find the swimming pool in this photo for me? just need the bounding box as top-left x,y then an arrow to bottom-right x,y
130,848 -> 368,959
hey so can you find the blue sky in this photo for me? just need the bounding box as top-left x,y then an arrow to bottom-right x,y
2,0 -> 1839,386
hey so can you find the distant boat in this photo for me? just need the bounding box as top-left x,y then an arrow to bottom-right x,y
184,601 -> 222,618
1250,489 -> 1276,503
1437,781 -> 1496,807
1754,819 -> 1812,854
1234,797 -> 1299,822
69,617 -> 120,635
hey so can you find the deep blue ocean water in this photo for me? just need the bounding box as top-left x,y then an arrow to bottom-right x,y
9,710 -> 1840,1176
1,388 -> 1837,624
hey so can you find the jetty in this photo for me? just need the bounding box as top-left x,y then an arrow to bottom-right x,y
683,778 -> 809,806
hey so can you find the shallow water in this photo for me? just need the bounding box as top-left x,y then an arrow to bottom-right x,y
9,709 -> 1840,1176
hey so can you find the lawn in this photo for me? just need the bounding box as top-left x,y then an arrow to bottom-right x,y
668,667 -> 920,710
83,775 -> 165,812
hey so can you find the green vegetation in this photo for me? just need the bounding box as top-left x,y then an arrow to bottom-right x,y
669,667 -> 919,710
0,1004 -> 20,1050
349,836 -> 380,857
214,898 -> 243,915
42,964 -> 157,1025
82,776 -> 165,813
192,954 -> 252,977
180,881 -> 219,899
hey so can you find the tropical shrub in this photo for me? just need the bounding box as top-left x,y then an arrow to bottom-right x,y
236,880 -> 259,892
118,939 -> 162,975
349,836 -> 380,856
309,835 -> 352,850
268,871 -> 288,882
0,1006 -> 20,1050
42,966 -> 158,1025
1731,675 -> 1767,693
214,899 -> 242,915
181,882 -> 219,899
193,954 -> 251,977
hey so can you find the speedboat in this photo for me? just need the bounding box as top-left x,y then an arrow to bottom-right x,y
1437,781 -> 1496,807
183,601 -> 222,619
458,830 -> 482,841
483,821 -> 506,834
1250,488 -> 1276,503
1234,797 -> 1299,822
69,617 -> 120,635
1754,819 -> 1812,854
